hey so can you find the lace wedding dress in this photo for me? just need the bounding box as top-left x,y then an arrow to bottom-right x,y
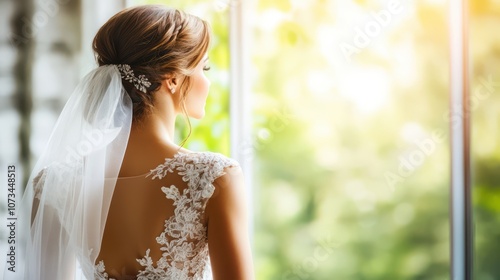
32,150 -> 239,280
92,151 -> 239,280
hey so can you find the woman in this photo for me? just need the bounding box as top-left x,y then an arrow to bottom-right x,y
8,5 -> 254,280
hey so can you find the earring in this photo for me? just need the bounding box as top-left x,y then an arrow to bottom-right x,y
170,86 -> 175,94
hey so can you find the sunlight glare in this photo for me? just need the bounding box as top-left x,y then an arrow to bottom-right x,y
339,66 -> 390,113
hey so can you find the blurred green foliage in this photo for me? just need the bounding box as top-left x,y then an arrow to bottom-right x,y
252,1 -> 451,279
471,2 -> 500,279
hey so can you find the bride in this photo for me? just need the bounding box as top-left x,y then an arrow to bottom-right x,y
6,5 -> 254,280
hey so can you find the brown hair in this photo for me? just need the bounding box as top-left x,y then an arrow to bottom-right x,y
92,5 -> 211,144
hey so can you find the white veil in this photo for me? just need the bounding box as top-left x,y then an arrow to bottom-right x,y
4,65 -> 132,279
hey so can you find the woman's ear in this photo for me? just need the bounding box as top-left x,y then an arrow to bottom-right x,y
165,74 -> 179,94
155,79 -> 181,113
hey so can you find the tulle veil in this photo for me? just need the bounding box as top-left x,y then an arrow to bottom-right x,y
3,65 -> 133,279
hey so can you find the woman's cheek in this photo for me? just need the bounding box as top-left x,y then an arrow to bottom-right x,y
202,74 -> 210,94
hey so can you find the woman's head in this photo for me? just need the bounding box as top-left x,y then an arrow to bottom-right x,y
92,5 -> 211,124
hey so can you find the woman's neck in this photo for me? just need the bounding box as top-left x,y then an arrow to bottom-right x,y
130,113 -> 176,147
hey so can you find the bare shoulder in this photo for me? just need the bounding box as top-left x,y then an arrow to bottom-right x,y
213,164 -> 244,186
208,164 -> 245,206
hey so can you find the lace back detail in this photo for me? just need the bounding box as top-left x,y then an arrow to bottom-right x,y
95,152 -> 239,280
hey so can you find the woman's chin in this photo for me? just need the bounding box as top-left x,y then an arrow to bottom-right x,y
190,110 -> 205,120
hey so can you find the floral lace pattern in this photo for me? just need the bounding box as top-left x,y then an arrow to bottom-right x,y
94,151 -> 239,280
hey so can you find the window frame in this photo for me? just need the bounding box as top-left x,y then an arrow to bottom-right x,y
449,0 -> 473,279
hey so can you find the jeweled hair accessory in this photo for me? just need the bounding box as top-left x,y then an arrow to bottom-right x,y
116,64 -> 151,93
